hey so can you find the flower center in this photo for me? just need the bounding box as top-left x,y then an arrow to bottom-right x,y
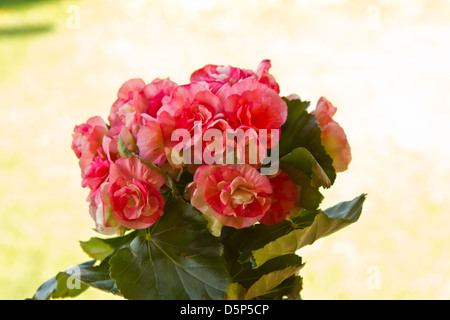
231,188 -> 255,207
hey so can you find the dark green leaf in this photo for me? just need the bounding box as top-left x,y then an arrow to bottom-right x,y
31,259 -> 118,300
279,97 -> 336,185
251,194 -> 367,267
280,164 -> 324,211
224,254 -> 304,300
109,198 -> 232,300
281,147 -> 331,188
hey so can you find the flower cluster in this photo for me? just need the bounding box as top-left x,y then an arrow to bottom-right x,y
71,60 -> 351,236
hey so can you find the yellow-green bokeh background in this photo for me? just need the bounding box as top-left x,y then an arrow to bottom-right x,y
1,0 -> 449,300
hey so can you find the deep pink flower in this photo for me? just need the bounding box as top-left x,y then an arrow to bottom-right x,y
314,97 -> 352,172
108,156 -> 166,229
71,116 -> 109,177
81,156 -> 111,191
259,170 -> 299,225
189,164 -> 272,229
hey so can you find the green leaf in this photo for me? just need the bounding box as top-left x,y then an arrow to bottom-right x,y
79,231 -> 138,261
31,259 -> 118,300
279,98 -> 311,156
244,264 -> 302,300
251,193 -> 367,268
224,254 -> 304,300
279,97 -> 336,185
281,165 -> 324,210
218,208 -> 318,267
117,135 -> 134,158
257,275 -> 303,300
224,282 -> 246,300
109,198 -> 232,300
281,147 -> 331,188
31,273 -> 87,300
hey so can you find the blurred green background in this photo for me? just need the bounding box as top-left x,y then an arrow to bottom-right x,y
1,0 -> 449,300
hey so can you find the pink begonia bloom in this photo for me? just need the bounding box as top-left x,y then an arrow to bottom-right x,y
88,182 -> 124,235
108,156 -> 166,229
81,156 -> 110,192
108,78 -> 146,138
259,170 -> 300,225
314,97 -> 352,172
222,78 -> 287,150
223,78 -> 287,129
189,164 -> 272,230
157,82 -> 222,165
108,78 -> 177,139
71,116 -> 109,177
190,64 -> 254,93
190,59 -> 280,94
254,59 -> 280,93
136,114 -> 166,165
143,77 -> 178,118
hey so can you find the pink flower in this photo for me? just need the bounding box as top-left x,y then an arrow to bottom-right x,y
221,78 -> 287,156
254,59 -> 280,93
189,164 -> 272,229
88,182 -> 124,235
259,170 -> 299,225
71,116 -> 109,177
108,78 -> 177,139
190,60 -> 280,94
314,97 -> 352,172
108,156 -> 166,229
108,78 -> 147,138
81,156 -> 111,191
136,114 -> 165,165
223,78 -> 287,130
143,78 -> 179,118
190,64 -> 254,93
156,82 -> 222,165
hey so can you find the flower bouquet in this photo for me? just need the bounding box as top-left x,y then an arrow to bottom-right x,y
32,60 -> 366,300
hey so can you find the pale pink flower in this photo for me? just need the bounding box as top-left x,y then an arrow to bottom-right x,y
190,64 -> 254,93
136,114 -> 165,165
88,182 -> 124,235
108,78 -> 147,138
108,78 -> 177,140
190,60 -> 280,94
254,59 -> 280,93
314,97 -> 352,172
